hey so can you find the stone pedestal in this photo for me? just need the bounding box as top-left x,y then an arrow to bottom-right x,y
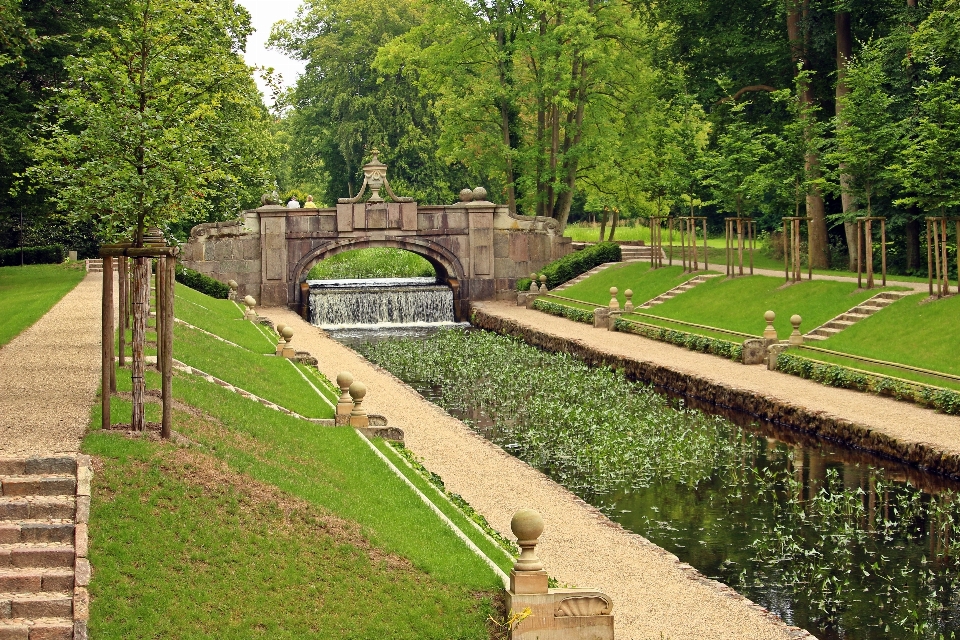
506,587 -> 614,640
742,338 -> 767,365
607,311 -> 621,331
593,308 -> 609,329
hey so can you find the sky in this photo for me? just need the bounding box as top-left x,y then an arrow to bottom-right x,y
235,0 -> 307,104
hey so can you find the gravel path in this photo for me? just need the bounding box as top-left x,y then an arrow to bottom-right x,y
0,273 -> 102,455
260,306 -> 808,640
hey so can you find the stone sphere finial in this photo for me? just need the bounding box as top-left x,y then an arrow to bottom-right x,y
539,275 -> 547,284
624,289 -> 634,313
472,186 -> 488,201
763,310 -> 777,341
789,314 -> 803,346
281,326 -> 293,341
530,273 -> 537,280
790,314 -> 802,328
459,188 -> 474,202
227,279 -> 238,290
511,509 -> 545,572
349,381 -> 367,403
244,295 -> 255,308
337,371 -> 354,389
609,287 -> 620,310
276,323 -> 287,337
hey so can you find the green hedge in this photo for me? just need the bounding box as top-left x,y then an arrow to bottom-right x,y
776,352 -> 960,415
0,245 -> 65,267
516,242 -> 621,291
532,298 -> 596,324
175,265 -> 231,299
614,318 -> 743,361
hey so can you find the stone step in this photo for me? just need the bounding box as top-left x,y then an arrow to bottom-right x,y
0,545 -> 75,570
0,478 -> 75,499
809,327 -> 841,338
0,616 -> 74,639
0,569 -> 73,594
824,320 -> 856,331
0,592 -> 73,619
0,498 -> 76,522
836,312 -> 870,323
0,461 -> 75,478
0,524 -> 73,546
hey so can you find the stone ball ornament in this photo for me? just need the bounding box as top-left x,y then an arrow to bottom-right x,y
472,186 -> 488,201
244,295 -> 256,307
227,280 -> 238,290
459,188 -> 474,202
281,326 -> 293,341
337,371 -> 354,389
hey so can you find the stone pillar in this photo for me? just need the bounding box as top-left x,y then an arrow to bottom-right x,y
623,289 -> 634,313
275,323 -> 287,356
349,381 -> 369,428
243,296 -> 257,321
227,279 -> 238,301
336,372 -> 354,426
281,327 -> 295,358
593,307 -> 609,329
789,315 -> 804,346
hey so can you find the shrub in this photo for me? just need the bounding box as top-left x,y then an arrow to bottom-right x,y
0,245 -> 65,267
532,299 -> 595,324
175,265 -> 230,299
516,242 -> 621,291
614,318 -> 743,361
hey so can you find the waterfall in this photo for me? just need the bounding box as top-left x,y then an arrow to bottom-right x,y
308,277 -> 456,329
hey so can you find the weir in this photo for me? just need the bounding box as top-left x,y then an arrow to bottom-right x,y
308,277 -> 456,328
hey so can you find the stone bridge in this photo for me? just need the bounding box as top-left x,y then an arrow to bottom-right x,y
181,154 -> 570,320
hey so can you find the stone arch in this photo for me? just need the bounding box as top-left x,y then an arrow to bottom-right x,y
290,237 -> 467,320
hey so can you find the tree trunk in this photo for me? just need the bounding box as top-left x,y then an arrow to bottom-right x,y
131,257 -> 148,432
608,209 -> 620,241
599,208 -> 608,242
905,215 -> 921,271
836,11 -> 859,271
500,99 -> 518,215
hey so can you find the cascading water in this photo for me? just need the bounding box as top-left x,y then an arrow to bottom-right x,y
308,277 -> 457,329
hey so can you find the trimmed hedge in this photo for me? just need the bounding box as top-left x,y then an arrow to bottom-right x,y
0,245 -> 65,267
614,317 -> 743,361
532,298 -> 596,324
175,265 -> 231,299
776,352 -> 960,415
516,242 -> 621,291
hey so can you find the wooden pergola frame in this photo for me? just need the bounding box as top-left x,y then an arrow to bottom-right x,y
724,217 -> 755,277
647,215 -> 670,269
673,216 -> 709,273
99,243 -> 178,439
782,216 -> 812,283
926,216 -> 959,298
856,216 -> 887,290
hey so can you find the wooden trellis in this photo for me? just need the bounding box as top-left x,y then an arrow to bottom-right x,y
724,217 -> 755,277
856,216 -> 887,290
927,217 -> 959,298
648,215 -> 669,269
100,234 -> 177,438
782,217 -> 812,283
675,216 -> 709,272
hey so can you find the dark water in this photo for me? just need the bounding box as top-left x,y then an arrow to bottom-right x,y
337,326 -> 960,640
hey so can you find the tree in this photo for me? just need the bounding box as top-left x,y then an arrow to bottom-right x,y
703,103 -> 769,219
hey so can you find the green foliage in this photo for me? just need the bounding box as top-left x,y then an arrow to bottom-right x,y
615,318 -> 743,361
307,248 -> 435,280
0,263 -> 84,347
0,245 -> 64,267
174,265 -> 230,299
531,299 -> 595,325
515,242 -> 621,291
21,0 -> 276,245
702,102 -> 768,218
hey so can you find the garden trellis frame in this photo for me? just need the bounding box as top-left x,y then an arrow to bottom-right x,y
724,217 -> 755,277
926,217 -> 959,298
856,216 -> 887,290
782,216 -> 812,283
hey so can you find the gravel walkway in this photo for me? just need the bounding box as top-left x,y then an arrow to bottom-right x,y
0,273 -> 103,455
260,306 -> 808,640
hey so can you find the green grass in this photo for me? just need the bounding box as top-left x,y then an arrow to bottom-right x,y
307,248 -> 435,279
558,261 -> 712,307
0,263 -> 85,347
173,324 -> 336,419
650,275 -> 898,338
174,283 -> 277,353
812,292 -> 960,379
786,347 -> 960,392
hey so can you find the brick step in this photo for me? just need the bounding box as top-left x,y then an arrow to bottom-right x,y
0,523 -> 73,545
0,544 -> 74,569
0,592 -> 72,619
0,616 -> 74,639
0,478 -> 75,498
0,498 -> 76,522
0,569 -> 73,594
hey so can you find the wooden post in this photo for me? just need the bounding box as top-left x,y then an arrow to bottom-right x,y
668,218 -> 674,266
101,256 -> 114,430
857,219 -> 863,289
118,258 -> 127,367
702,218 -> 708,272
933,220 -> 942,297
678,218 -> 685,270
749,219 -> 755,275
131,257 -> 148,431
956,220 -> 959,293
927,219 -> 933,296
881,218 -> 887,287
807,218 -> 812,281
737,218 -> 744,276
866,218 -> 874,289
942,219 -> 950,296
161,254 -> 174,439
784,221 -> 789,282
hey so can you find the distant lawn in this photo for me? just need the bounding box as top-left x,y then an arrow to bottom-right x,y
813,292 -> 960,379
307,248 -> 435,279
175,283 -> 276,353
85,370 -> 501,638
558,262 -> 712,307
649,275 -> 897,339
0,263 -> 85,347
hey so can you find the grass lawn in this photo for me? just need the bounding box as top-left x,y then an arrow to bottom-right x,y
649,275 -> 897,338
174,283 -> 277,353
307,248 -> 435,280
0,263 -> 86,347
785,347 -> 960,392
810,292 -> 960,379
558,262 -> 713,307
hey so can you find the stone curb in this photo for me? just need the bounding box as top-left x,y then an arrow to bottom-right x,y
74,454 -> 93,640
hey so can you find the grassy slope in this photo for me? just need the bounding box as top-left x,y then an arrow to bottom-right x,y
307,248 -> 435,280
641,276 -> 892,338
558,262 -> 712,307
175,284 -> 277,353
0,263 -> 86,347
809,292 -> 960,379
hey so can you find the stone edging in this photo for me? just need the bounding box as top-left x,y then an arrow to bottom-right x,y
74,454 -> 92,640
343,346 -> 816,640
470,307 -> 960,480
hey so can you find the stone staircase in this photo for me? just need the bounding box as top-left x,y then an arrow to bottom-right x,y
638,275 -> 717,310
83,260 -> 102,273
805,290 -> 912,341
619,245 -> 660,261
0,456 -> 92,640
552,262 -> 621,293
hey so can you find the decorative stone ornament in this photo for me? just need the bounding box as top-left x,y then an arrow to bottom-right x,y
243,295 -> 257,320
281,326 -> 295,358
789,314 -> 804,346
538,274 -> 548,293
763,310 -> 778,341
336,371 -> 354,425
511,509 -> 545,572
530,275 -> 540,293
608,287 -> 619,310
275,323 -> 287,355
623,289 -> 634,313
471,186 -> 488,202
349,381 -> 369,428
337,149 -> 413,204
227,279 -> 238,301
459,188 -> 474,202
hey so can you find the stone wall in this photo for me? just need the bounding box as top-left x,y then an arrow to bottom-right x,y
470,307 -> 960,479
181,219 -> 261,301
